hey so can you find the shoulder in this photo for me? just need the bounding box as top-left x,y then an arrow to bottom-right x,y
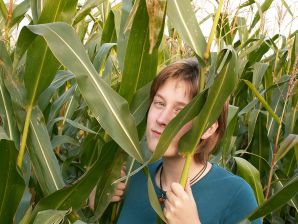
210,164 -> 252,188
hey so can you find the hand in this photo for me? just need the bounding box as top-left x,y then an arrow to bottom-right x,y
89,166 -> 126,210
111,165 -> 126,202
164,180 -> 201,224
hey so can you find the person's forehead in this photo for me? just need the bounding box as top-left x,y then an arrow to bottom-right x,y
155,78 -> 192,101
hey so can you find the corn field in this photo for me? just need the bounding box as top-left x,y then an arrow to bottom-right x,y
0,0 -> 297,223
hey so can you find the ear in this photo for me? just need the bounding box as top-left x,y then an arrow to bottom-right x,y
201,122 -> 218,140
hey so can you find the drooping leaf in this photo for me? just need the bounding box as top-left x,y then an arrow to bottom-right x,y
167,0 -> 206,63
234,157 -> 265,206
243,79 -> 281,125
73,0 -> 105,25
248,175 -> 298,220
0,139 -> 25,224
48,117 -> 97,135
27,22 -> 144,163
38,70 -> 75,111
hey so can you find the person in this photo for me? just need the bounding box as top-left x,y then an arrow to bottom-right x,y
107,58 -> 261,223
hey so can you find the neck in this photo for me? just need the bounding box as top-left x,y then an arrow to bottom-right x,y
157,156 -> 206,191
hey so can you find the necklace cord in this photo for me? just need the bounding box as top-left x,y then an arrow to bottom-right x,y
159,162 -> 208,198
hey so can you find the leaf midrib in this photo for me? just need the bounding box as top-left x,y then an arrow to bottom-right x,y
44,25 -> 143,162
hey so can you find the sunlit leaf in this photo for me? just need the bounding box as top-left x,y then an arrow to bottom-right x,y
27,22 -> 144,163
234,157 -> 265,206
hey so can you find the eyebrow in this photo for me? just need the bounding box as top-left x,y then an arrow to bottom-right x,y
154,94 -> 188,106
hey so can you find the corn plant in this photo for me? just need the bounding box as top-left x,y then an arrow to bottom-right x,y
0,0 -> 297,223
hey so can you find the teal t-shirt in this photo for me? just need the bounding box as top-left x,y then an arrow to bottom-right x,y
117,161 -> 261,224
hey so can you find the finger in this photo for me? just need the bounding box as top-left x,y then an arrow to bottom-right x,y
121,166 -> 126,177
117,182 -> 126,190
185,178 -> 193,196
170,182 -> 185,197
114,189 -> 124,197
165,190 -> 177,204
111,196 -> 121,202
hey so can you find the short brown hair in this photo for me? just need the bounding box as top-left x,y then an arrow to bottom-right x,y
149,58 -> 228,163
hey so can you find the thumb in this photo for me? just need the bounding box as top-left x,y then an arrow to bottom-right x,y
185,178 -> 193,196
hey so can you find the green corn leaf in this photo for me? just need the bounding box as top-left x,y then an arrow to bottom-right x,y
73,0 -> 105,25
38,70 -> 75,111
146,0 -> 167,53
91,150 -> 125,221
234,157 -> 265,206
243,79 -> 281,125
9,0 -> 30,28
24,0 -> 78,106
119,0 -> 162,103
144,167 -> 166,222
27,107 -> 65,195
249,111 -> 271,177
48,117 -> 97,135
248,175 -> 298,220
30,141 -> 120,222
0,44 -> 18,143
276,134 -> 298,163
150,89 -> 208,162
250,0 -> 273,30
27,22 -> 144,163
0,139 -> 25,224
130,82 -> 151,126
51,135 -> 79,149
101,10 -> 117,44
117,0 -> 132,72
0,0 -> 8,21
281,0 -> 293,17
167,0 -> 206,63
179,48 -> 238,155
33,209 -> 70,224
93,43 -> 116,74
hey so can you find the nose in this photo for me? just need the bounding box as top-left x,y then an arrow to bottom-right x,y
156,108 -> 173,127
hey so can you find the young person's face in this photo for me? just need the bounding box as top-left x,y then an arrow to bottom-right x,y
146,78 -> 193,157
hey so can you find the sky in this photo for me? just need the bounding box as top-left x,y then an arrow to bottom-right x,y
195,0 -> 298,37
4,0 -> 298,44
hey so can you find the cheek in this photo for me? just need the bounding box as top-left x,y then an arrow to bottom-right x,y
174,121 -> 192,141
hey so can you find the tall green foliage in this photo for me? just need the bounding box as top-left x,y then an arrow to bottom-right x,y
0,0 -> 297,223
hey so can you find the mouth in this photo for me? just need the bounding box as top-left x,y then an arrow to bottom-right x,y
152,130 -> 162,137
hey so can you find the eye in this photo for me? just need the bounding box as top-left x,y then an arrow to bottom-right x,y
153,100 -> 165,108
174,107 -> 183,114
